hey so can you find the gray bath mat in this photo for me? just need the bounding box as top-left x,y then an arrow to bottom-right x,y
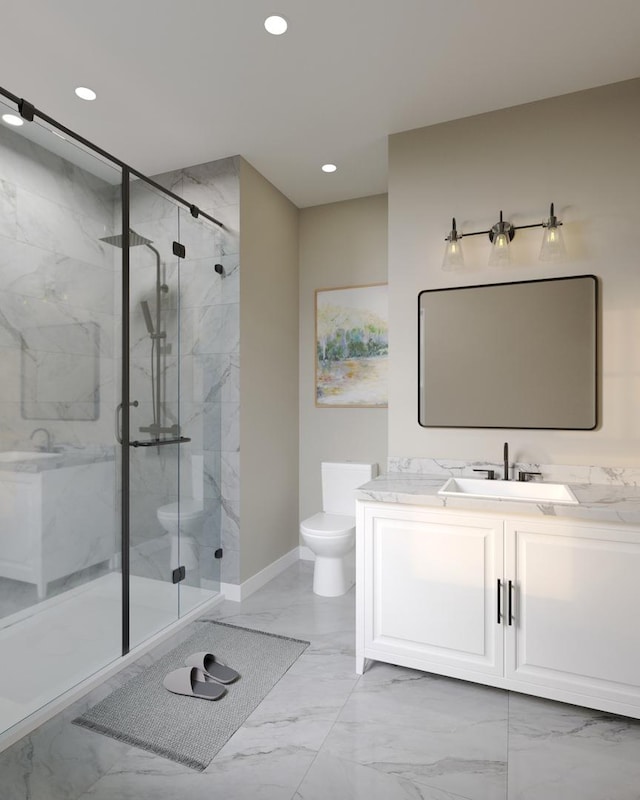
74,622 -> 309,771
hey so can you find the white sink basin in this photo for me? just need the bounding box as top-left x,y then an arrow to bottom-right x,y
0,451 -> 59,462
438,477 -> 579,505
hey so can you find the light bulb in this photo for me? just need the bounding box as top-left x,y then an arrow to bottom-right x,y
540,223 -> 566,262
488,231 -> 511,267
442,218 -> 464,271
442,239 -> 464,271
539,202 -> 567,262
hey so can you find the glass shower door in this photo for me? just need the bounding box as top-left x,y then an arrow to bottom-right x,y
127,176 -> 183,649
125,180 -> 220,644
176,206 -> 222,614
0,99 -> 122,737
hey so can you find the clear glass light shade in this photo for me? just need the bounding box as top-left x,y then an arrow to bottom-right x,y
488,232 -> 511,267
539,223 -> 566,262
442,238 -> 464,271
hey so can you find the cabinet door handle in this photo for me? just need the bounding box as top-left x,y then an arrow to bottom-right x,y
508,580 -> 514,626
497,579 -> 502,624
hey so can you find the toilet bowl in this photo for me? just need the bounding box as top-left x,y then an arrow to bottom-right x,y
300,462 -> 377,597
157,456 -> 204,583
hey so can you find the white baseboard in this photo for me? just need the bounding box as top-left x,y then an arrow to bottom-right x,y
299,545 -> 315,561
221,546 -> 304,602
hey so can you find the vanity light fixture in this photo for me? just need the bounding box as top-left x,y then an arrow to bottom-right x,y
442,203 -> 566,270
539,203 -> 566,262
442,218 -> 464,270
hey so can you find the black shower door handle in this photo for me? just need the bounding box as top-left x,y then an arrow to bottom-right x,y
130,436 -> 191,447
115,400 -> 139,444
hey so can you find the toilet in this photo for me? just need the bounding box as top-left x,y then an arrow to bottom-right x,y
300,462 -> 377,597
157,455 -> 204,583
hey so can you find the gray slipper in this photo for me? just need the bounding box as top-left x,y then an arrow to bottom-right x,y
184,651 -> 240,684
163,666 -> 227,700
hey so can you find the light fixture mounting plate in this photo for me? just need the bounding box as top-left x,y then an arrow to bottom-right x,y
489,221 -> 515,243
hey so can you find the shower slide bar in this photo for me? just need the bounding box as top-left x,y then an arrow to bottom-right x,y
0,86 -> 225,229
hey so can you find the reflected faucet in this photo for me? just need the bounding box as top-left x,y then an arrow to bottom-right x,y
503,442 -> 510,481
30,427 -> 52,452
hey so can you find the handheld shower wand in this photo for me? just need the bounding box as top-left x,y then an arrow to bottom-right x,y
140,300 -> 155,337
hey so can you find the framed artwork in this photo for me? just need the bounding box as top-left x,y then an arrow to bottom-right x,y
315,283 -> 388,407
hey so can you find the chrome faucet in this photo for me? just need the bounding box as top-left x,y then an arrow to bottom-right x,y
30,427 -> 52,452
503,442 -> 510,481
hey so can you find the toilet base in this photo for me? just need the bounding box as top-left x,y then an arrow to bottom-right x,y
313,555 -> 353,597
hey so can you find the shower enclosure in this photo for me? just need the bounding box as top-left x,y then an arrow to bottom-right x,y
0,88 -> 224,744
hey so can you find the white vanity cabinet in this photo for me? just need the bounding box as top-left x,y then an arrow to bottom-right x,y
356,500 -> 640,719
356,503 -> 505,679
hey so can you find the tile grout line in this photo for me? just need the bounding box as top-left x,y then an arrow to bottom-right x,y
288,667 -> 365,798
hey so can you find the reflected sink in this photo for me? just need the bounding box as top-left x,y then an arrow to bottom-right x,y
438,477 -> 579,505
0,451 -> 59,462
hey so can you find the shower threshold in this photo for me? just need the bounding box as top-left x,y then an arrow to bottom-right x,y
0,572 -> 222,752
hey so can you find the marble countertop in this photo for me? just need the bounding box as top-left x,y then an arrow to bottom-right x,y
356,472 -> 640,525
0,447 -> 115,474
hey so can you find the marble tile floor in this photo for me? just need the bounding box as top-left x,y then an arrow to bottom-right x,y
2,560 -> 640,800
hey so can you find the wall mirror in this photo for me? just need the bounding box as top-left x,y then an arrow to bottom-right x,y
418,275 -> 597,429
21,321 -> 100,421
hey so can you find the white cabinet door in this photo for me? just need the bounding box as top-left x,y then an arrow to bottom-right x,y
359,503 -> 504,679
505,518 -> 640,712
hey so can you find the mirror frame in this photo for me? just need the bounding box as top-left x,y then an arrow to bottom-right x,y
417,274 -> 598,430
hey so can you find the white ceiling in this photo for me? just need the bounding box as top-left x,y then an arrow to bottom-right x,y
2,0 -> 640,208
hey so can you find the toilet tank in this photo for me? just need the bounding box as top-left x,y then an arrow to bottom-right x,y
321,462 -> 378,516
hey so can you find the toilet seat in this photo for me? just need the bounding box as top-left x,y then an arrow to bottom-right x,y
300,512 -> 355,537
157,499 -> 203,522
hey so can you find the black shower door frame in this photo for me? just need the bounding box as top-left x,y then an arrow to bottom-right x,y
0,85 -> 224,655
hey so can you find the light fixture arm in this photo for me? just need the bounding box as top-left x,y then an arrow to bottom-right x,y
445,203 -> 562,242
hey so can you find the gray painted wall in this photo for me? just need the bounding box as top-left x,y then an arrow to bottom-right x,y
388,78 -> 640,468
298,195 -> 388,521
239,158 -> 299,582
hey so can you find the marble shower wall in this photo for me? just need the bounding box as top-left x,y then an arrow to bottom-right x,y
0,123 -> 118,451
125,158 -> 240,584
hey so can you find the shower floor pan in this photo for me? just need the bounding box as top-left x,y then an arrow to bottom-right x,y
0,573 -> 218,743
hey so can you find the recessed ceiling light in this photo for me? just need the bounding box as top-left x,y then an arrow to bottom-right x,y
264,15 -> 288,35
322,164 -> 337,173
75,86 -> 97,101
2,113 -> 24,127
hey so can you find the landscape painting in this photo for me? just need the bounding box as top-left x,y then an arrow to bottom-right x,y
315,283 -> 388,407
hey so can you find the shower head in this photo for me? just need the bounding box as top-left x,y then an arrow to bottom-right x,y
140,300 -> 155,336
100,229 -> 153,248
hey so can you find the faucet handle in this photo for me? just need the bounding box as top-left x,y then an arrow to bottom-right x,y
518,470 -> 542,482
473,468 -> 496,480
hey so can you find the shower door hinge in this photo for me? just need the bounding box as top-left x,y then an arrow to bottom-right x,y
172,566 -> 186,584
215,548 -> 223,559
172,241 -> 186,259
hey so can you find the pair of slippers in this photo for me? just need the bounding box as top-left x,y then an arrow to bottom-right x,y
163,651 -> 240,701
